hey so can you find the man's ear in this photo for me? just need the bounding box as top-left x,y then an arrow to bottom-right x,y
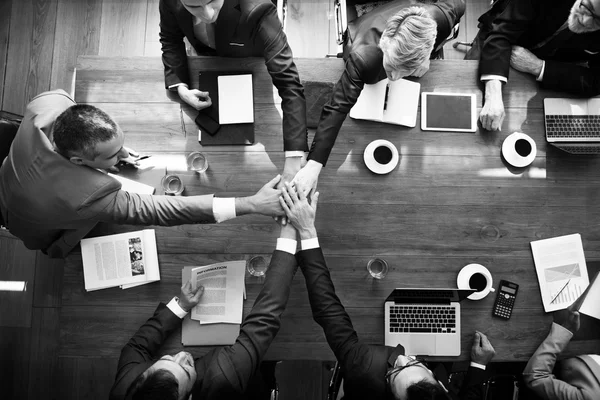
69,156 -> 85,165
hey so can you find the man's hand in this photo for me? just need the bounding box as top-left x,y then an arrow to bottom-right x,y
292,160 -> 322,196
279,220 -> 297,240
480,80 -> 505,131
178,280 -> 205,312
279,181 -> 319,240
177,85 -> 212,111
108,146 -> 141,173
275,157 -> 303,226
510,46 -> 543,77
556,304 -> 581,334
250,175 -> 284,217
470,331 -> 496,366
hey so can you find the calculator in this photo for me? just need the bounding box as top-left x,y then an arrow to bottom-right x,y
492,280 -> 519,319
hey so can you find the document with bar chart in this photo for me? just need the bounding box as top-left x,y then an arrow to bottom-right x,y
531,234 -> 590,312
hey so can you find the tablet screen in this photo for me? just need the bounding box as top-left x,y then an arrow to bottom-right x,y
425,94 -> 473,130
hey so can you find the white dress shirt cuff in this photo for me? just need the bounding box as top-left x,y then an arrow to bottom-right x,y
470,362 -> 487,370
285,151 -> 305,158
168,83 -> 188,91
301,237 -> 320,250
167,297 -> 188,319
536,61 -> 546,81
276,238 -> 297,254
480,74 -> 508,83
213,197 -> 237,223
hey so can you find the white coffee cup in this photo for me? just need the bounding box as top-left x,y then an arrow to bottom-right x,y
457,263 -> 495,300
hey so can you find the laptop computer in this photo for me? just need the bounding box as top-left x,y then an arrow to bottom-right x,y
384,288 -> 475,356
544,98 -> 600,154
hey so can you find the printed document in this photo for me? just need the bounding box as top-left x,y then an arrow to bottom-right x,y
531,234 -> 590,312
190,260 -> 246,324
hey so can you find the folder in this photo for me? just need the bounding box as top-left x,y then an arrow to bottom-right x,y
196,71 -> 254,145
181,266 -> 240,346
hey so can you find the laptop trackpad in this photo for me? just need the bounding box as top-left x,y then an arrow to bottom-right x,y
410,336 -> 436,356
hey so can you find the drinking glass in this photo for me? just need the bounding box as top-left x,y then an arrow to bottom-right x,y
367,258 -> 389,279
187,151 -> 209,173
247,255 -> 269,277
161,174 -> 184,195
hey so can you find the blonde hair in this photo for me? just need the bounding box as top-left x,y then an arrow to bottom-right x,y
379,6 -> 437,72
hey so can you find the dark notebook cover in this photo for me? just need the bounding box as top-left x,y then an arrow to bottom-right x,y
196,71 -> 254,145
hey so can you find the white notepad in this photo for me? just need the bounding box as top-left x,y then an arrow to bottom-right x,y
108,173 -> 155,195
218,74 -> 254,124
349,78 -> 420,127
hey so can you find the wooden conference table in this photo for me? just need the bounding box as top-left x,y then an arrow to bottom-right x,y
59,56 -> 600,364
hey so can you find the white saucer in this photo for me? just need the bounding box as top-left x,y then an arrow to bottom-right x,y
502,132 -> 537,168
457,263 -> 493,300
363,140 -> 399,174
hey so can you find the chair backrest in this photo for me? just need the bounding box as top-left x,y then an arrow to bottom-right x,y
0,117 -> 20,165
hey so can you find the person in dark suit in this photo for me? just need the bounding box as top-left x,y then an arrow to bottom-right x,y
109,223 -> 300,400
159,0 -> 308,185
468,0 -> 600,131
278,181 -> 495,400
0,90 -> 284,258
292,0 -> 465,194
523,304 -> 600,400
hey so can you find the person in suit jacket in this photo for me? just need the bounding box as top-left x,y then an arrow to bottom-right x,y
159,0 -> 308,185
523,307 -> 600,400
468,0 -> 600,131
292,0 -> 465,194
278,181 -> 494,400
109,223 -> 299,400
0,90 -> 284,258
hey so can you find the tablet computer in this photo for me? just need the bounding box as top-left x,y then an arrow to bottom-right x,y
421,92 -> 477,132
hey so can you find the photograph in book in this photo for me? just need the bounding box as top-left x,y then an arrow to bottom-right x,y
129,237 -> 145,276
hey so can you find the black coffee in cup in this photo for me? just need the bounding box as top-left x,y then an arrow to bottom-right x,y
374,146 -> 393,164
469,272 -> 487,292
515,139 -> 532,157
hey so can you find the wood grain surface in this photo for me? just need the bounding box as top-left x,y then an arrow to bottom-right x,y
65,55 -> 600,363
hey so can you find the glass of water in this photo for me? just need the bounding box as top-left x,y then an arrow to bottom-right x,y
187,151 -> 209,173
367,258 -> 389,279
161,174 -> 184,195
247,255 -> 269,277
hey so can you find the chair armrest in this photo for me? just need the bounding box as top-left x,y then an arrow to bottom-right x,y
334,0 -> 347,45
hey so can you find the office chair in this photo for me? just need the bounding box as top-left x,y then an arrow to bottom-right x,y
326,361 -> 343,400
0,112 -> 21,229
332,0 -> 462,59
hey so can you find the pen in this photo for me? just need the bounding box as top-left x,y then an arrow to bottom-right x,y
136,155 -> 151,161
383,83 -> 390,112
550,279 -> 571,304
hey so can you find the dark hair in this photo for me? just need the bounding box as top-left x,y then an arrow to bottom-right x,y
127,369 -> 180,400
405,379 -> 450,400
52,104 -> 119,159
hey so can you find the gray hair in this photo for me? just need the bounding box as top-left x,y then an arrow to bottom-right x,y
379,6 -> 437,73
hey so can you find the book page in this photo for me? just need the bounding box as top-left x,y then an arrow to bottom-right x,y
382,79 -> 420,127
349,79 -> 387,122
108,173 -> 155,195
218,74 -> 254,124
190,260 -> 246,324
531,234 -> 590,312
81,229 -> 159,291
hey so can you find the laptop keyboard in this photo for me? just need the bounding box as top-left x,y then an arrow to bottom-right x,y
389,305 -> 456,334
555,145 -> 600,154
545,115 -> 600,138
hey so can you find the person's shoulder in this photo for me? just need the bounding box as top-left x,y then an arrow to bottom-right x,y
347,45 -> 383,82
239,0 -> 276,19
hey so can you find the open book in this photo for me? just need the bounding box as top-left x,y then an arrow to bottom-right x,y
81,229 -> 160,291
190,260 -> 246,324
349,78 -> 420,127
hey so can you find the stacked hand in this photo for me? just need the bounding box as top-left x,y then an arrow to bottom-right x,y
292,160 -> 322,196
480,80 -> 505,131
178,85 -> 212,111
470,331 -> 496,366
178,280 -> 205,312
252,175 -> 285,217
275,156 -> 304,226
279,181 -> 319,238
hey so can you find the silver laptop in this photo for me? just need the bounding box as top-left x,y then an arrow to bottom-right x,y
544,98 -> 600,154
384,288 -> 474,356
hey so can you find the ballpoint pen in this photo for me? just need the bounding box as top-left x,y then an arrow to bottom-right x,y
550,279 -> 571,304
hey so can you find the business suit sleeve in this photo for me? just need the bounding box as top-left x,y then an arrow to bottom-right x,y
478,0 -> 538,80
249,2 -> 308,152
541,61 -> 600,97
205,250 -> 297,394
109,303 -> 182,400
297,248 -> 372,374
432,0 -> 466,47
523,323 -> 585,400
458,367 -> 488,400
159,0 -> 190,87
307,51 -> 370,166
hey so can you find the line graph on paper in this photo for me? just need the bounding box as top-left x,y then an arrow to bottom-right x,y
545,263 -> 584,306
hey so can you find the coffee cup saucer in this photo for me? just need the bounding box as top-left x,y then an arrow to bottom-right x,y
457,263 -> 493,301
502,132 -> 537,168
363,139 -> 399,174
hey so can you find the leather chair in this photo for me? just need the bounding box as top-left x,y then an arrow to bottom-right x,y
0,113 -> 22,229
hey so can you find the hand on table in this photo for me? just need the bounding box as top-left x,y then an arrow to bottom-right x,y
251,175 -> 285,217
470,331 -> 496,366
292,160 -> 322,196
480,80 -> 505,131
279,181 -> 319,239
178,280 -> 205,312
510,46 -> 543,77
178,85 -> 212,111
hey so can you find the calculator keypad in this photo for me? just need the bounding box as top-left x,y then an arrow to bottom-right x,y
493,293 -> 515,319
